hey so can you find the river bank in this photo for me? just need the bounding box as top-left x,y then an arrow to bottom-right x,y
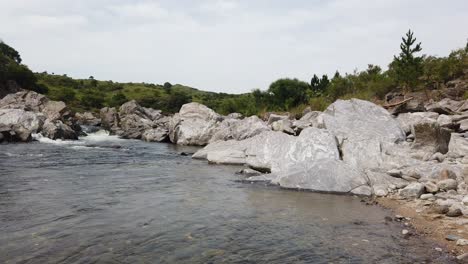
0,135 -> 460,263
1,88 -> 468,262
377,196 -> 468,261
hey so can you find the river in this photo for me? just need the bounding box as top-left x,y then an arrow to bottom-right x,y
0,131 -> 454,263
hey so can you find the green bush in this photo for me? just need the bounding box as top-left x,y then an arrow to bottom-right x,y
108,92 -> 128,107
81,91 -> 105,109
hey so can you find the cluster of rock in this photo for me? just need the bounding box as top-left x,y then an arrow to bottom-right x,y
95,101 -> 274,145
2,90 -> 467,216
0,91 -> 79,142
98,100 -> 170,142
192,97 -> 468,209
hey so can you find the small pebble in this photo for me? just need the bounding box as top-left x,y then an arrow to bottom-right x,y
395,215 -> 404,220
434,247 -> 442,252
456,239 -> 468,246
402,229 -> 409,235
446,234 -> 461,241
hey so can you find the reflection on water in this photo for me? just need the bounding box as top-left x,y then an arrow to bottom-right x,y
0,134 -> 454,263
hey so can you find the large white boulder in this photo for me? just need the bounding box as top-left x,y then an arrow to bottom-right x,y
169,102 -> 221,145
322,99 -> 405,142
0,109 -> 43,141
321,99 -> 406,170
245,127 -> 339,173
276,159 -> 370,195
193,127 -> 371,195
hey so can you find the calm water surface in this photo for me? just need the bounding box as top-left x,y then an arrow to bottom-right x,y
0,132 -> 455,263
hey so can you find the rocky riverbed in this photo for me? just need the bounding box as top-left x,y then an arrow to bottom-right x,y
1,89 -> 468,260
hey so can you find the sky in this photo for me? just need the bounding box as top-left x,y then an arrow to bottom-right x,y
1,0 -> 467,93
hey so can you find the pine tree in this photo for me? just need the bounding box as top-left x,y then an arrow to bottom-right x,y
310,74 -> 320,91
389,30 -> 424,91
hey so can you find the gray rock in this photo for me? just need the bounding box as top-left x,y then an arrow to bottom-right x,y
437,179 -> 458,191
396,112 -> 439,134
446,234 -> 461,241
0,109 -> 43,141
322,99 -> 405,143
291,111 -> 323,133
388,97 -> 425,115
387,169 -> 402,178
321,99 -> 405,170
436,114 -> 454,128
42,100 -> 69,122
462,196 -> 468,206
424,181 -> 439,193
271,119 -> 295,135
75,112 -> 101,126
41,119 -> 78,140
425,98 -> 464,115
430,152 -> 446,162
195,127 -> 372,195
141,127 -> 169,142
411,121 -> 451,155
100,107 -> 119,130
210,115 -> 270,142
399,182 -> 425,199
0,90 -> 48,112
420,193 -> 434,200
373,185 -> 389,197
0,91 -> 79,141
448,133 -> 468,158
117,100 -> 168,140
169,102 -> 221,145
277,159 -> 370,195
245,128 -> 340,174
267,114 -> 289,125
447,205 -> 463,217
458,119 -> 468,132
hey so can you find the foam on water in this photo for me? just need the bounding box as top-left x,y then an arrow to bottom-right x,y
80,130 -> 125,143
32,133 -> 82,145
32,130 -> 127,148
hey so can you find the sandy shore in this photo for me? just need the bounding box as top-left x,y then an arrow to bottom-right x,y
376,196 -> 468,260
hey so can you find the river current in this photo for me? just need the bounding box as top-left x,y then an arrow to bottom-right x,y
0,131 -> 455,263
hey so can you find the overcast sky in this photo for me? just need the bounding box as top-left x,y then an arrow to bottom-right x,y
1,0 -> 467,93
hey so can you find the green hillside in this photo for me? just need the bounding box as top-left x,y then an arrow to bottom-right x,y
2,30 -> 467,117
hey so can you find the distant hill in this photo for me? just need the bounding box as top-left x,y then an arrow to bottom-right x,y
2,33 -> 467,117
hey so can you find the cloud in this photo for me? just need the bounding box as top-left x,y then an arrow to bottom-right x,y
0,0 -> 467,93
108,1 -> 169,21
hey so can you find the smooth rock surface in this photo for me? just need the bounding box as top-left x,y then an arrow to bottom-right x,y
0,109 -> 43,141
399,183 -> 425,199
169,102 -> 221,145
277,159 -> 370,195
448,133 -> 468,158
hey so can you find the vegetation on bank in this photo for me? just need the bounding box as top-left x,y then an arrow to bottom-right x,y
1,30 -> 467,116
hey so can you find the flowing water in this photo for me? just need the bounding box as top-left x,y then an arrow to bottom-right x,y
0,131 -> 455,263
